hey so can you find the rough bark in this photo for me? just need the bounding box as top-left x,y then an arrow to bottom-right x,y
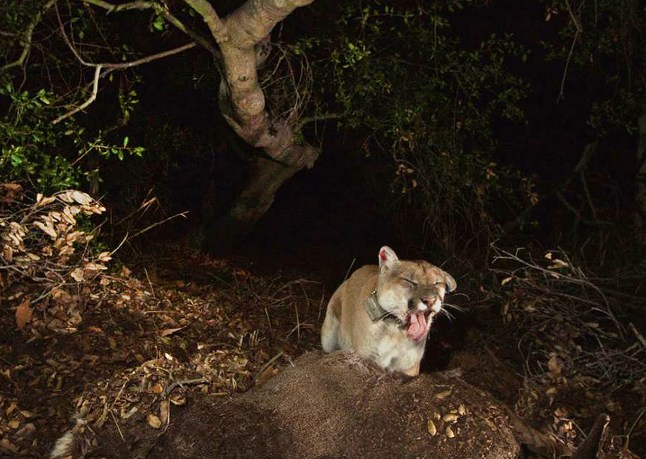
185,0 -> 318,249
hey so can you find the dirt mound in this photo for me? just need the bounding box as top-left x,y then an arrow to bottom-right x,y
93,351 -> 520,458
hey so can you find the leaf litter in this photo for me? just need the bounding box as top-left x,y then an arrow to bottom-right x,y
1,187 -> 643,458
0,187 -> 324,457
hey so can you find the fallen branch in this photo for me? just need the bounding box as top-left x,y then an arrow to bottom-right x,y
491,243 -> 644,391
162,377 -> 208,398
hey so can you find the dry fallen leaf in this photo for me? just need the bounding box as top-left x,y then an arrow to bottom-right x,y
6,402 -> 17,415
35,195 -> 56,207
434,389 -> 452,400
83,262 -> 107,272
97,251 -> 112,263
15,299 -> 32,330
170,394 -> 186,406
0,438 -> 18,453
159,400 -> 170,424
549,259 -> 569,269
146,413 -> 162,429
15,423 -> 36,440
160,327 -> 185,337
70,267 -> 85,282
548,355 -> 562,377
151,383 -> 164,395
8,419 -> 20,429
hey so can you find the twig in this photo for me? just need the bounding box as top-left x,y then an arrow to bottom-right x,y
128,211 -> 189,240
264,307 -> 273,338
109,232 -> 129,257
143,267 -> 156,297
52,42 -> 196,124
81,0 -> 157,13
0,0 -> 56,73
83,0 -> 220,57
557,28 -> 580,102
109,378 -> 130,411
161,377 -> 208,398
557,0 -> 584,102
343,258 -> 357,282
110,410 -> 126,442
491,243 -> 643,390
53,2 -> 198,124
628,323 -> 646,348
293,302 -> 300,341
52,64 -> 102,124
114,193 -> 157,227
625,408 -> 645,449
317,290 -> 326,322
296,113 -> 343,131
253,350 -> 284,384
564,0 -> 583,33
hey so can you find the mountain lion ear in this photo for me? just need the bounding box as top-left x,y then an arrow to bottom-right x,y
444,272 -> 457,293
378,246 -> 399,269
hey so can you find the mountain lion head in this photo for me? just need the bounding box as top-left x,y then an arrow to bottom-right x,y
376,246 -> 457,342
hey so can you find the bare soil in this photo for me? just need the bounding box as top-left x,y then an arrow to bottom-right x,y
93,352 -> 521,458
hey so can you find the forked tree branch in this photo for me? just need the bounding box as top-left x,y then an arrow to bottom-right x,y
183,0 -> 314,146
181,0 -> 228,43
53,65 -> 102,125
80,0 -> 157,13
0,0 -> 56,73
53,4 -> 197,124
52,43 -> 196,124
82,0 -> 220,56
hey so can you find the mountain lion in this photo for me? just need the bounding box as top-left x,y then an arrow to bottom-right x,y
321,246 -> 456,376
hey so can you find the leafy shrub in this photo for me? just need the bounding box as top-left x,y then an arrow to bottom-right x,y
319,2 -> 535,256
0,185 -> 110,334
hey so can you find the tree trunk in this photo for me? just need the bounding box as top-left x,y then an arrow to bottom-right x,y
185,0 -> 318,250
205,143 -> 318,250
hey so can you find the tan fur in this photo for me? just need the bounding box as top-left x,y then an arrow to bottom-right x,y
321,246 -> 456,376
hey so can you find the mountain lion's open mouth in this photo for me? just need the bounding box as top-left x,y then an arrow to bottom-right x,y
406,310 -> 431,342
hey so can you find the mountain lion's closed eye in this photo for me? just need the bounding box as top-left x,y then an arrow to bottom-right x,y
321,246 -> 456,376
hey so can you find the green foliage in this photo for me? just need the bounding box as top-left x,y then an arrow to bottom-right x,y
0,0 -> 149,195
152,14 -> 166,32
0,79 -> 145,193
542,0 -> 645,137
0,82 -> 81,191
321,1 -> 533,254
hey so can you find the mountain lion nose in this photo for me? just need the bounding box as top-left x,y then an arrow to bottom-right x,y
421,296 -> 436,306
422,296 -> 442,313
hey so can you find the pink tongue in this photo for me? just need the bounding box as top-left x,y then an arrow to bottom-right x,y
407,312 -> 428,342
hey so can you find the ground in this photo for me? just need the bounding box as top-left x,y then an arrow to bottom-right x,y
0,241 -> 644,458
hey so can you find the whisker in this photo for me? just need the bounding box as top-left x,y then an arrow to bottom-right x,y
450,292 -> 470,300
439,308 -> 456,322
442,302 -> 464,312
